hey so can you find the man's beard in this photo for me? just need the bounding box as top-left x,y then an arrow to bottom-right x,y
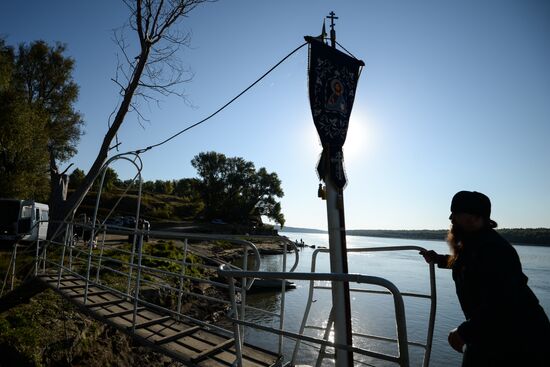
447,224 -> 466,256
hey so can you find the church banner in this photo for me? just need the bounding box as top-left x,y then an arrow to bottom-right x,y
306,37 -> 364,188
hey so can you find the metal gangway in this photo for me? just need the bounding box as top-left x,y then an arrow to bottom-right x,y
1,152 -> 437,366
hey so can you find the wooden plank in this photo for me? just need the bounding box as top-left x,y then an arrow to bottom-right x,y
198,350 -> 267,367
87,299 -> 125,308
69,290 -> 110,298
59,284 -> 86,290
154,326 -> 201,345
42,276 -> 82,283
229,346 -> 280,366
192,329 -> 228,345
191,338 -> 235,363
104,307 -> 146,318
133,316 -> 172,329
197,356 -> 234,367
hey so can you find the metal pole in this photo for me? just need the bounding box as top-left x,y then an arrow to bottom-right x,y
96,228 -> 107,282
278,240 -> 288,354
35,240 -> 40,276
58,222 -> 70,288
322,15 -> 354,364
42,245 -> 47,274
10,244 -> 18,291
228,277 -> 243,367
177,238 -> 188,316
240,245 -> 249,340
324,167 -> 354,366
132,234 -> 144,333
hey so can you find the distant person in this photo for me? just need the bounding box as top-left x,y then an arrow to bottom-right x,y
421,191 -> 550,366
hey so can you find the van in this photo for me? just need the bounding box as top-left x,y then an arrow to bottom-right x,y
0,199 -> 49,244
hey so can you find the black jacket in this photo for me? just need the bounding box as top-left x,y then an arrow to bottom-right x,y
438,228 -> 550,365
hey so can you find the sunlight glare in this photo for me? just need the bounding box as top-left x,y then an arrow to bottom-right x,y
343,111 -> 369,162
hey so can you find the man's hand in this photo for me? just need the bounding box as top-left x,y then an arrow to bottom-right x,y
419,249 -> 439,264
448,328 -> 465,353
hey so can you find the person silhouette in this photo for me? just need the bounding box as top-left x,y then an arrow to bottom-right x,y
421,191 -> 550,366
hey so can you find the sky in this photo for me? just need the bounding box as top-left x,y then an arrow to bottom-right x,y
1,0 -> 549,230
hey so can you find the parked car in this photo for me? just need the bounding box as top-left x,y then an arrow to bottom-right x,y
104,216 -> 124,227
123,216 -> 136,228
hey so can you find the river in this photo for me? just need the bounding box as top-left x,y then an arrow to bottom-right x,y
242,231 -> 550,367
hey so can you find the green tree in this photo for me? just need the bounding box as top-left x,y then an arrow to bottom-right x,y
191,151 -> 285,227
68,168 -> 85,190
142,180 -> 155,193
0,39 -> 49,201
102,167 -> 120,192
173,178 -> 200,199
13,40 -> 84,208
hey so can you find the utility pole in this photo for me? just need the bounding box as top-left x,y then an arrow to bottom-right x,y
323,11 -> 354,367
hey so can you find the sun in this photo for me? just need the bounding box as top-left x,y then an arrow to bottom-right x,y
303,108 -> 372,164
342,111 -> 368,161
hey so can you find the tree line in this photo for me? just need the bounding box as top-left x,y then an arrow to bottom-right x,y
68,151 -> 285,228
346,229 -> 550,246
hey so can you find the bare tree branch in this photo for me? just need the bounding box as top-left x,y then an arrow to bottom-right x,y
60,0 -> 211,222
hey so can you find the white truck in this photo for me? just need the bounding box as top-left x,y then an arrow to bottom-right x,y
0,199 -> 49,244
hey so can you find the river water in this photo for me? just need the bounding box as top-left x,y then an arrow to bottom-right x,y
242,231 -> 550,367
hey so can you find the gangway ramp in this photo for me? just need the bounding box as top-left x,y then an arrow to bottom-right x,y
37,274 -> 282,367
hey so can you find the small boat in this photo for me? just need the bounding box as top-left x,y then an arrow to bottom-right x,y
249,278 -> 296,292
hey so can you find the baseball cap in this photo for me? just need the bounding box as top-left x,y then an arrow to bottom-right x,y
450,191 -> 491,219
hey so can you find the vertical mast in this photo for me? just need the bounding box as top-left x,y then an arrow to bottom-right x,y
324,11 -> 354,367
306,14 -> 364,365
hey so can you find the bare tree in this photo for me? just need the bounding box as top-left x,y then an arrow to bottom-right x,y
49,0 -> 210,236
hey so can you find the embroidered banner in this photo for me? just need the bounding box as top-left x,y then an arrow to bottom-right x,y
306,37 -> 363,188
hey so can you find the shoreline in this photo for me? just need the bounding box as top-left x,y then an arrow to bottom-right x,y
280,229 -> 550,247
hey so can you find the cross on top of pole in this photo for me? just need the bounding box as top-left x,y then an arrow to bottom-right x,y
326,11 -> 338,47
326,11 -> 338,31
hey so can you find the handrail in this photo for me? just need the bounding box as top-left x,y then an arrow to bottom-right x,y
36,221 -> 279,337
218,265 -> 412,367
296,245 -> 436,367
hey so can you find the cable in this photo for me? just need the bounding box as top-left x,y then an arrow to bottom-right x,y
335,41 -> 359,60
133,42 -> 308,154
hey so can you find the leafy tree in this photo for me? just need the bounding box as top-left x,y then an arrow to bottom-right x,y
68,168 -> 86,190
102,167 -> 120,192
142,180 -> 155,193
153,179 -> 173,194
0,39 -> 49,201
13,40 -> 84,208
173,178 -> 201,199
191,151 -> 285,227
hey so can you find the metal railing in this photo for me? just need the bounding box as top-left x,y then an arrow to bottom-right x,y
28,220 -> 299,356
218,245 -> 437,367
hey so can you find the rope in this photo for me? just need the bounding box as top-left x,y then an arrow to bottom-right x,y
133,42 -> 308,154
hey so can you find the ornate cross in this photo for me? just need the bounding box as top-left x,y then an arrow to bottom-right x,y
326,11 -> 338,32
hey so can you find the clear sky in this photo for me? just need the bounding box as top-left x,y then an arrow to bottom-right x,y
2,0 -> 549,230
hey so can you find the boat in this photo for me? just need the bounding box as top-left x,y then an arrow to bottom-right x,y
248,278 -> 297,292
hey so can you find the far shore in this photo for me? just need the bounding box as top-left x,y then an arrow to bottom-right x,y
278,226 -> 550,247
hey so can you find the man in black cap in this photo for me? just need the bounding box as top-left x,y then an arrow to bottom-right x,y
421,191 -> 550,366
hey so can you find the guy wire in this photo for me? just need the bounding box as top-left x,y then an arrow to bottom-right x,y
134,42 -> 309,154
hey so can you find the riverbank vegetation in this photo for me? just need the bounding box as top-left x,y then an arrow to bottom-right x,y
347,228 -> 550,246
